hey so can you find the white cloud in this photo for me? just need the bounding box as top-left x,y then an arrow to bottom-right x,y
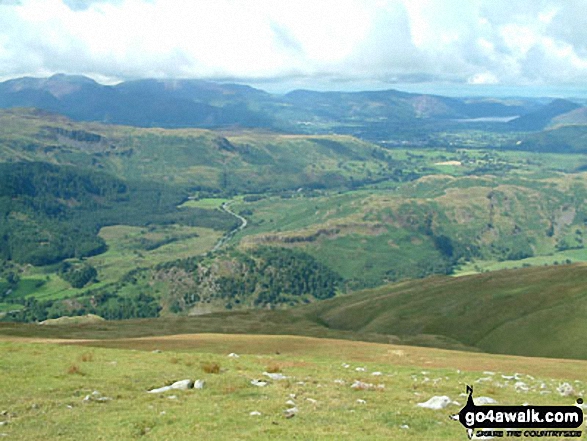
0,0 -> 586,89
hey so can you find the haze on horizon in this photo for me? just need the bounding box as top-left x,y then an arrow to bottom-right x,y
1,0 -> 586,97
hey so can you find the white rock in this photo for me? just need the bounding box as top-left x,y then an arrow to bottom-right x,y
474,397 -> 497,405
557,383 -> 575,397
228,353 -> 240,358
306,398 -> 317,404
263,372 -> 288,381
483,371 -> 495,376
351,380 -> 375,390
334,379 -> 345,385
286,400 -> 296,406
372,372 -> 382,376
400,424 -> 410,430
251,379 -> 268,387
356,399 -> 367,404
194,380 -> 205,390
249,411 -> 262,416
168,395 -> 178,400
355,367 -> 366,372
289,394 -> 296,399
148,379 -> 194,394
417,396 -> 452,410
342,363 -> 350,368
284,407 -> 298,418
515,382 -> 529,392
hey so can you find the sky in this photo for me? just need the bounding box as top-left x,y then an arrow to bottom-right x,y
1,0 -> 586,96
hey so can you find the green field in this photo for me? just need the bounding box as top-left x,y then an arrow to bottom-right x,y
0,334 -> 585,440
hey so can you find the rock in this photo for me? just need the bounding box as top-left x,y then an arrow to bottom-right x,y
263,372 -> 288,381
355,367 -> 366,372
400,424 -> 410,430
483,371 -> 495,376
474,397 -> 498,405
251,379 -> 268,387
557,382 -> 575,397
351,380 -> 374,390
168,395 -> 178,400
249,411 -> 262,416
417,396 -> 452,410
284,407 -> 298,418
228,353 -> 240,358
341,363 -> 350,368
194,380 -> 205,389
306,398 -> 317,404
286,400 -> 296,406
148,379 -> 194,394
152,349 -> 162,354
356,399 -> 367,404
333,379 -> 345,385
372,372 -> 382,376
515,381 -> 529,392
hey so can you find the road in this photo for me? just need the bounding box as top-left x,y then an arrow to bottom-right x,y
211,201 -> 248,252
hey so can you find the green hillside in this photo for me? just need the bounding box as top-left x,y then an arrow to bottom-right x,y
304,264 -> 587,359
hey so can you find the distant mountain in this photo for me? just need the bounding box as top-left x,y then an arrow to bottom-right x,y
507,98 -> 582,131
0,74 -> 538,137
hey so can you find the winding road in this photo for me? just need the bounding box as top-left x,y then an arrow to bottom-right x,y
211,201 -> 248,252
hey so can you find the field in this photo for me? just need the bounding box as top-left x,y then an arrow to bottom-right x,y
0,333 -> 585,440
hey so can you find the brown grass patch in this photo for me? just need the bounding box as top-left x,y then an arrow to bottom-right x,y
80,352 -> 94,362
201,362 -> 221,374
265,362 -> 282,373
67,364 -> 84,375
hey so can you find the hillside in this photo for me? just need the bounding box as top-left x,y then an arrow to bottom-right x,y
304,264 -> 587,360
2,264 -> 587,360
0,108 -> 405,192
0,334 -> 585,440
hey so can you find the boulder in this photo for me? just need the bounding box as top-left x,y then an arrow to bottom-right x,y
148,379 -> 194,394
417,396 -> 452,410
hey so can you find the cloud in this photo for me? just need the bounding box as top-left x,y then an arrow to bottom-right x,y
0,0 -> 585,89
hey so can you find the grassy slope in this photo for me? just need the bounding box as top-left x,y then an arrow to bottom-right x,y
0,334 -> 585,440
304,264 -> 587,360
2,264 -> 587,360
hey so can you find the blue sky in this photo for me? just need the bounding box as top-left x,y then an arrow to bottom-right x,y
1,0 -> 586,96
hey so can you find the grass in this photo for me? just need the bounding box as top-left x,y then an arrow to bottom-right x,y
0,334 -> 585,440
179,198 -> 230,209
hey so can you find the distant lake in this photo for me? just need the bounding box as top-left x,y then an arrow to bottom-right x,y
453,116 -> 519,123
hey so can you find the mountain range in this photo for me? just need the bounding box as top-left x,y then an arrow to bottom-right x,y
2,74 -> 581,139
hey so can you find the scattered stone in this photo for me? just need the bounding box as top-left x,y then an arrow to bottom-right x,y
159,411 -> 166,416
284,407 -> 298,418
263,372 -> 288,381
474,397 -> 497,405
0,412 -> 5,417
289,394 -> 296,399
249,411 -> 261,416
148,379 -> 194,394
417,396 -> 452,410
228,353 -> 239,358
152,349 -> 162,354
515,382 -> 529,392
483,371 -> 495,376
356,399 -> 367,404
0,422 -> 7,427
501,375 -> 515,380
342,363 -> 350,368
251,379 -> 268,387
168,395 -> 178,400
355,367 -> 366,372
194,380 -> 205,390
306,398 -> 317,404
351,380 -> 375,390
372,372 -> 382,376
333,379 -> 345,385
286,400 -> 296,406
400,424 -> 410,430
475,377 -> 492,383
557,383 -> 575,397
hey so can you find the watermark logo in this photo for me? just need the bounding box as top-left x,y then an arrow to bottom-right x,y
450,385 -> 584,439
